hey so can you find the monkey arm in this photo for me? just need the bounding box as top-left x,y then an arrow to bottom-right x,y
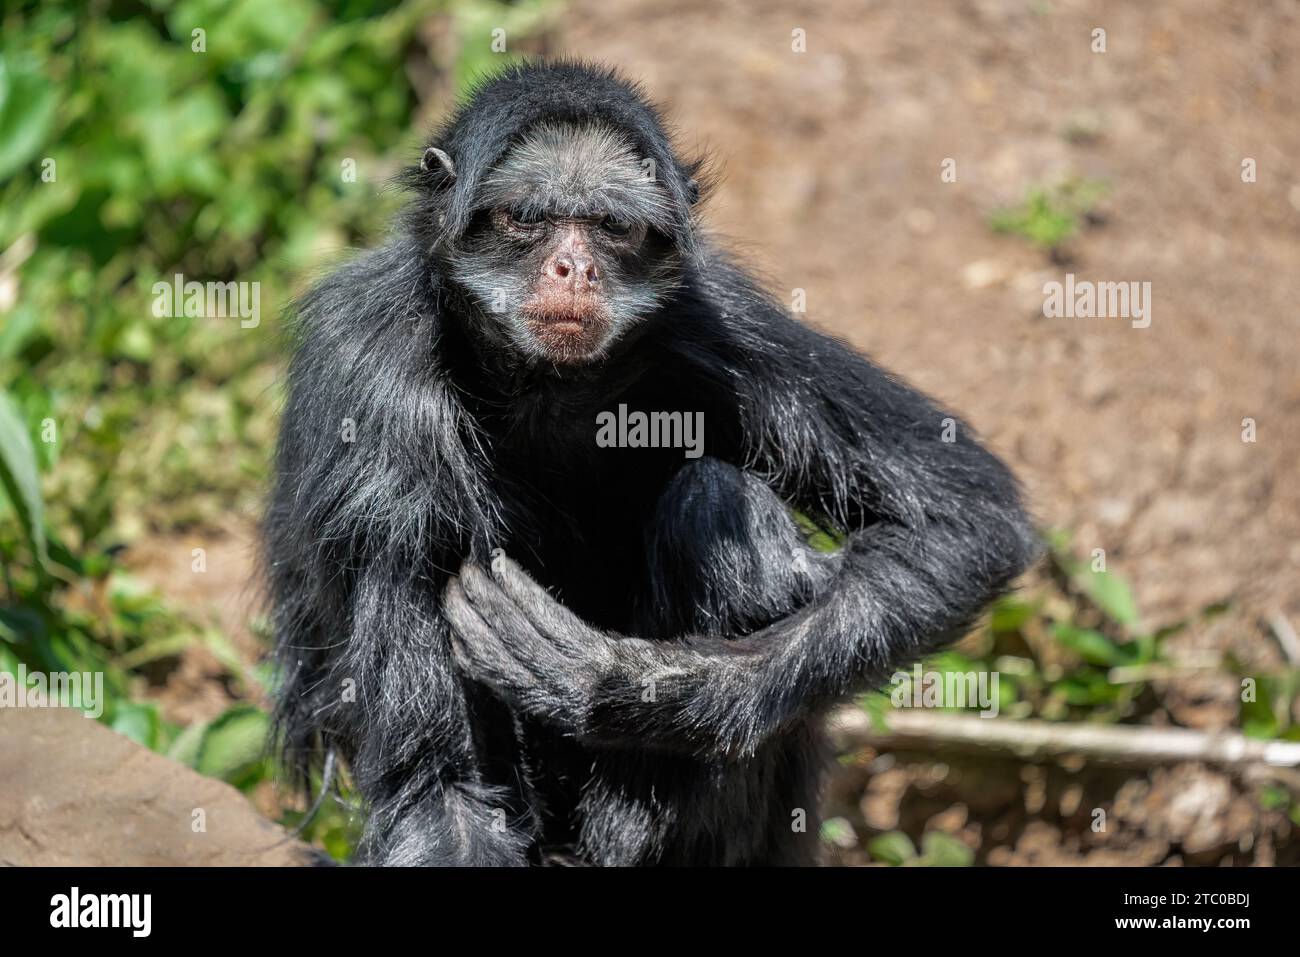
319,564 -> 531,865
688,312 -> 1042,753
446,312 -> 1038,760
268,244 -> 534,863
447,494 -> 1032,761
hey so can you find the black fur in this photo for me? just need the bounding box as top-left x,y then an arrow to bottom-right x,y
264,61 -> 1038,866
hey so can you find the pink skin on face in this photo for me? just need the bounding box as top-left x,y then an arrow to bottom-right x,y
521,223 -> 613,362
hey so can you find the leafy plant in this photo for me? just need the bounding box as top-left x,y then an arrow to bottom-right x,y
869,529 -> 1233,724
990,176 -> 1108,258
868,830 -> 973,867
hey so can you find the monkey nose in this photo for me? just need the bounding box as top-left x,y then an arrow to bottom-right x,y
549,254 -> 599,287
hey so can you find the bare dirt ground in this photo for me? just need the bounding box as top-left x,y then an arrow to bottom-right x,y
127,0 -> 1300,864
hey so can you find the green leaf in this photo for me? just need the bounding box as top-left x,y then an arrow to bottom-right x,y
0,55 -> 59,181
0,389 -> 48,570
791,509 -> 846,552
919,831 -> 974,867
1075,568 -> 1140,627
820,817 -> 858,848
1051,624 -> 1132,667
195,705 -> 269,782
1054,673 -> 1123,706
867,831 -> 917,866
321,823 -> 356,863
166,718 -> 210,769
990,595 -> 1037,633
1257,786 -> 1289,811
858,691 -> 893,731
1240,680 -> 1279,740
0,304 -> 44,359
114,632 -> 194,671
111,701 -> 162,750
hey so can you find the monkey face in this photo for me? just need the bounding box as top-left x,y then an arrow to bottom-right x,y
446,123 -> 683,366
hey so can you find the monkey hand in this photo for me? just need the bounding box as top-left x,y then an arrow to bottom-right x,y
445,551 -> 780,756
444,551 -> 621,737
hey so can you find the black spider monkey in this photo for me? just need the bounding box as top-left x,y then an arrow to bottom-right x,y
264,60 -> 1038,866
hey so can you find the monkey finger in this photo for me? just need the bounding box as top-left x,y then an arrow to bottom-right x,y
445,579 -> 536,693
459,560 -> 557,654
448,627 -> 535,701
447,580 -> 585,722
488,550 -> 597,651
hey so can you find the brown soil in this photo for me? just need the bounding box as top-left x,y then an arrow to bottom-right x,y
126,525 -> 267,726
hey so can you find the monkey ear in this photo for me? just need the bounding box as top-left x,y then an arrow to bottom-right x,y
421,147 -> 457,182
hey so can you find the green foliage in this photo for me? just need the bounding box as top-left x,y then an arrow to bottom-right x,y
854,531 -> 1299,851
868,830 -> 973,867
189,704 -> 271,785
865,530 -> 1241,724
819,816 -> 857,848
0,52 -> 59,181
793,509 -> 847,553
0,1 -> 463,539
1235,664 -> 1300,742
866,830 -> 916,865
0,390 -> 48,570
989,176 -> 1108,255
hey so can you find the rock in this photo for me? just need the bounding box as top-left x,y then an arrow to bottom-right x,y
0,707 -> 325,866
1096,496 -> 1135,527
961,259 -> 1011,290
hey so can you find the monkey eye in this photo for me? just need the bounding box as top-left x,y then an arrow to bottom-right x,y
504,207 -> 546,229
600,215 -> 633,237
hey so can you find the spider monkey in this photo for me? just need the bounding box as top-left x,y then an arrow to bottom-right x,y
265,61 -> 1037,866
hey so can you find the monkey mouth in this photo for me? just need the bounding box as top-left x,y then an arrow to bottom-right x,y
521,302 -> 612,361
529,312 -> 587,334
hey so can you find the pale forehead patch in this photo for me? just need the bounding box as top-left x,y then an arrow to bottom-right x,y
480,122 -> 675,226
